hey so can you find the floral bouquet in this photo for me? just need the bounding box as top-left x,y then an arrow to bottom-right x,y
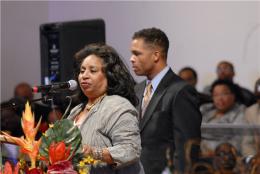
39,118 -> 82,174
0,102 -> 99,174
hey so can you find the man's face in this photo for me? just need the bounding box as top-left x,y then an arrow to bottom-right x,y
130,38 -> 156,78
216,63 -> 234,80
179,70 -> 197,87
15,84 -> 33,101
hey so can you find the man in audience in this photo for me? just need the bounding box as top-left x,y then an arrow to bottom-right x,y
179,66 -> 212,105
178,67 -> 197,87
14,82 -> 33,102
203,61 -> 256,107
12,82 -> 50,120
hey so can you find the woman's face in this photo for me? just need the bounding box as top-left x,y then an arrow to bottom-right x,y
78,54 -> 108,99
212,84 -> 235,113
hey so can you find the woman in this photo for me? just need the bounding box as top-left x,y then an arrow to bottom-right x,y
200,79 -> 246,156
67,43 -> 144,174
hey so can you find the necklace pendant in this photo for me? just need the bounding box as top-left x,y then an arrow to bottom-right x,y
85,104 -> 94,111
85,93 -> 107,112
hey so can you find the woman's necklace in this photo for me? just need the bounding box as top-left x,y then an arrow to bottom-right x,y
85,93 -> 106,111
74,93 -> 106,125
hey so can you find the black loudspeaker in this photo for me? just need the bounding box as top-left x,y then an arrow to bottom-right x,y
40,19 -> 106,85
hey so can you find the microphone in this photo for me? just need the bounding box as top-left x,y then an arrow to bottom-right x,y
32,80 -> 78,93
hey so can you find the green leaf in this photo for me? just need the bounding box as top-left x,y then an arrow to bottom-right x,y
39,119 -> 83,164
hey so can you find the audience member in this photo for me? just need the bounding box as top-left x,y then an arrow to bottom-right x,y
1,104 -> 23,137
130,27 -> 202,174
14,82 -> 33,101
0,82 -> 51,138
179,66 -> 212,105
203,61 -> 256,107
213,143 -> 238,174
1,103 -> 23,165
201,79 -> 247,156
242,78 -> 260,156
12,82 -> 51,121
179,67 -> 197,87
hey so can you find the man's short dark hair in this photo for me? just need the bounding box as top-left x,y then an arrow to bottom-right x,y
210,79 -> 243,102
217,61 -> 234,72
179,66 -> 198,80
132,27 -> 169,58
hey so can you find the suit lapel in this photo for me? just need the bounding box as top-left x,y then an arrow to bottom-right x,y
140,87 -> 167,131
140,69 -> 176,131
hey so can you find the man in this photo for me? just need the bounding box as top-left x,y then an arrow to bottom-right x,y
203,61 -> 256,107
178,67 -> 198,87
130,28 -> 202,174
178,67 -> 212,105
12,82 -> 51,131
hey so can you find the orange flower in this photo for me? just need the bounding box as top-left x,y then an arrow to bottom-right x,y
1,102 -> 42,169
21,102 -> 41,142
49,141 -> 71,164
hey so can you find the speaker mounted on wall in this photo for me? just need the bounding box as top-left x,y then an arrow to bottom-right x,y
40,19 -> 105,85
40,19 -> 105,106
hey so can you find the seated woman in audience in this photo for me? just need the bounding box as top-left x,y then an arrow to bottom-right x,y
200,79 -> 247,156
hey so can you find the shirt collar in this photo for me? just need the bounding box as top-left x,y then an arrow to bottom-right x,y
147,66 -> 170,93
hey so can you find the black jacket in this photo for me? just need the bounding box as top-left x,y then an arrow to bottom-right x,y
135,69 -> 202,174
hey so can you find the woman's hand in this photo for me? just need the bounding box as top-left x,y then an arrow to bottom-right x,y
82,144 -> 94,156
82,144 -> 115,165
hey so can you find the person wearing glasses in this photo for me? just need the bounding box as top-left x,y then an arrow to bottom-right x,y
200,79 -> 247,156
203,61 -> 256,107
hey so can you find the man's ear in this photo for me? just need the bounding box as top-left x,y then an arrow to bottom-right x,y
153,51 -> 160,62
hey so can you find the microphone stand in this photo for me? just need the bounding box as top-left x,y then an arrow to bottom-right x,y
1,91 -> 75,121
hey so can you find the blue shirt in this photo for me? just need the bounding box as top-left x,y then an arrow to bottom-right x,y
145,66 -> 170,97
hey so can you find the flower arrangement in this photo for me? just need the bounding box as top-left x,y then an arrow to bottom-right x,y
1,102 -> 42,172
0,102 -> 100,174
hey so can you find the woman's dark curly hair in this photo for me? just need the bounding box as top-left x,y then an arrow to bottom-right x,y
74,43 -> 138,106
210,79 -> 244,103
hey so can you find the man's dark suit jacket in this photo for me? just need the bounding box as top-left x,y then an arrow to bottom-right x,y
135,69 -> 202,174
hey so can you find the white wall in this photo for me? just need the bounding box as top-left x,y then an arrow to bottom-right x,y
1,1 -> 260,102
1,1 -> 49,101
